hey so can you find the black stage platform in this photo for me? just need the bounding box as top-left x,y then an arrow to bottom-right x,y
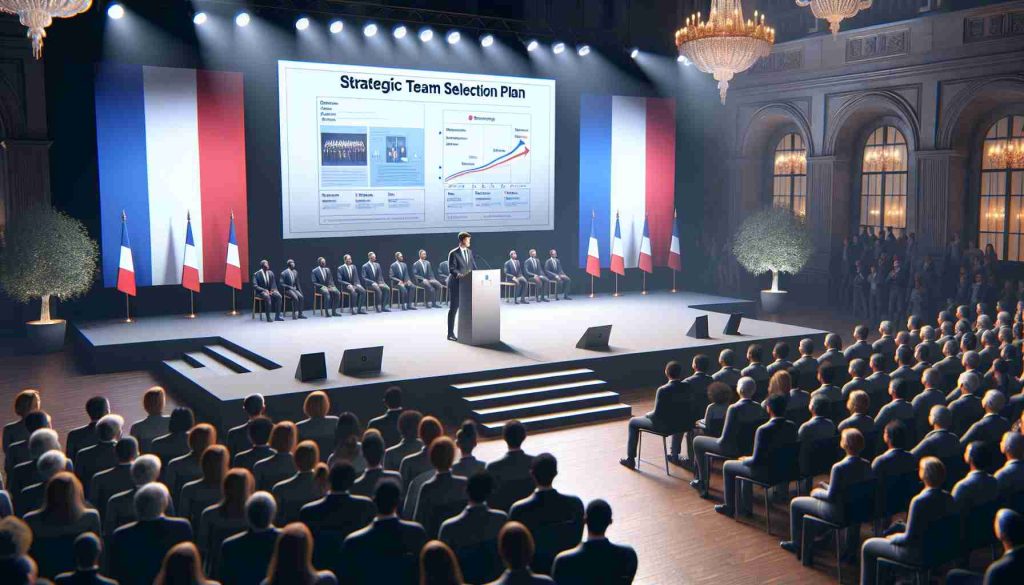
71,291 -> 826,434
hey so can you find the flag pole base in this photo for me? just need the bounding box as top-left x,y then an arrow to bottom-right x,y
227,288 -> 240,315
589,275 -> 595,298
671,270 -> 677,293
641,273 -> 647,295
613,274 -> 621,297
123,293 -> 133,323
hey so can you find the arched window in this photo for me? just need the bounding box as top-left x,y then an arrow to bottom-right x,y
771,133 -> 807,217
858,126 -> 908,233
979,115 -> 1024,261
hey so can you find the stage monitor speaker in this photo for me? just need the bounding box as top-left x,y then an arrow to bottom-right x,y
723,313 -> 743,335
576,325 -> 612,350
340,346 -> 383,376
686,315 -> 710,339
295,352 -> 327,382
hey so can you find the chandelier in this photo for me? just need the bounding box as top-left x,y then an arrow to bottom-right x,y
795,0 -> 872,36
774,150 -> 806,175
863,145 -> 902,171
675,0 -> 774,104
987,139 -> 1024,169
0,1 -> 92,59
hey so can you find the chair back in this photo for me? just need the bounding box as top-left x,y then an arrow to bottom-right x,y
938,455 -> 968,492
919,513 -> 964,569
657,390 -> 698,434
705,415 -> 725,438
799,435 -> 842,480
734,419 -> 759,456
454,539 -> 503,585
879,472 -> 921,518
530,518 -> 583,575
963,499 -> 1000,552
837,478 -> 879,526
760,442 -> 801,485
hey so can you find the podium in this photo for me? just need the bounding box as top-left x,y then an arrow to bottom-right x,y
458,269 -> 501,346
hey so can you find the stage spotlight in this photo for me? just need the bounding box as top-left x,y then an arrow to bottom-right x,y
107,3 -> 125,19
526,39 -> 539,52
480,34 -> 494,48
235,12 -> 250,27
329,20 -> 344,34
552,42 -> 565,55
193,12 -> 207,25
393,24 -> 407,39
446,30 -> 461,45
295,17 -> 310,31
419,27 -> 433,42
630,47 -> 639,59
577,44 -> 590,57
363,22 -> 378,37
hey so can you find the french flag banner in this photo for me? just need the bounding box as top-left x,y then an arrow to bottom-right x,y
610,213 -> 625,277
669,209 -> 683,272
96,63 -> 249,289
117,212 -> 136,297
638,215 -> 653,273
182,214 -> 201,293
586,212 -> 601,278
578,94 -> 676,272
225,213 -> 242,290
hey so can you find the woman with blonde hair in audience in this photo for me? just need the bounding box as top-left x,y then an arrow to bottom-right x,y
263,522 -> 337,585
767,370 -> 793,397
198,468 -> 254,572
155,541 -> 220,585
3,389 -> 40,453
254,422 -> 298,491
420,540 -> 465,585
326,412 -> 366,475
164,423 -> 217,508
180,445 -> 229,528
24,471 -> 101,579
296,391 -> 338,461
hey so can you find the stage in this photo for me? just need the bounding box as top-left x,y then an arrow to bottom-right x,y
71,291 -> 826,434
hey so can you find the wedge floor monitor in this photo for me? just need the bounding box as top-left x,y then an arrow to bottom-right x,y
686,315 -> 710,339
340,346 -> 384,376
576,325 -> 612,350
724,313 -> 743,335
296,352 -> 327,382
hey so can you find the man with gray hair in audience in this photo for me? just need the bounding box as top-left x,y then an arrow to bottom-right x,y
871,321 -> 897,369
104,453 -> 167,536
76,413 -> 124,501
962,390 -> 1011,470
995,432 -> 1024,497
109,482 -> 192,585
219,491 -> 282,584
9,428 -> 62,503
690,376 -> 768,497
911,405 -> 962,461
917,326 -> 940,365
17,449 -> 68,515
949,372 -> 985,437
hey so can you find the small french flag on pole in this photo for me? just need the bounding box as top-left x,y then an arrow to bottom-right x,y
638,214 -> 653,274
181,212 -> 201,293
586,211 -> 601,278
668,208 -> 682,272
224,212 -> 242,290
117,211 -> 136,297
610,212 -> 625,276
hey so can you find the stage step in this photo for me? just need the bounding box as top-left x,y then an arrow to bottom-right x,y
463,379 -> 607,409
480,403 -> 633,435
472,391 -> 621,422
452,368 -> 595,395
181,352 -> 237,376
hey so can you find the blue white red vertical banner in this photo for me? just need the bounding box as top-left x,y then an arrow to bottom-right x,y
116,211 -> 136,297
586,212 -> 601,278
225,213 -> 242,290
669,209 -> 682,272
182,213 -> 201,293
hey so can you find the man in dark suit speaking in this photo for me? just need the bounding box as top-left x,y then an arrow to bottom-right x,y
447,232 -> 476,342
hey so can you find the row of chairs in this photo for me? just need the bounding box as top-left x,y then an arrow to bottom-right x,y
253,283 -> 452,318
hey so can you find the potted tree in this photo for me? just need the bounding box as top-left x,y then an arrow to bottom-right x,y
0,205 -> 98,353
732,207 -> 813,313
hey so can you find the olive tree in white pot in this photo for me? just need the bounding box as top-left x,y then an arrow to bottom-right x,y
0,205 -> 98,352
732,208 -> 813,313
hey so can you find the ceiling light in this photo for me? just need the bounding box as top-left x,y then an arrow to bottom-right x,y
295,17 -> 310,31
552,42 -> 565,54
446,30 -> 461,44
480,34 -> 494,48
107,3 -> 125,19
235,12 -> 250,27
363,23 -> 378,37
630,47 -> 639,59
526,39 -> 539,52
419,28 -> 433,42
393,25 -> 407,39
193,12 -> 207,25
577,44 -> 590,56
329,20 -> 344,34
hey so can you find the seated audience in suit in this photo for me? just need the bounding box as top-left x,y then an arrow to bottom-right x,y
296,391 -> 338,462
88,436 -> 136,517
996,432 -> 1024,497
254,422 -> 297,492
66,397 -> 108,466
129,387 -> 170,454
10,428 -> 62,509
233,416 -> 275,472
439,471 -> 508,584
300,462 -> 375,574
273,441 -> 324,524
488,521 -> 554,585
18,449 -> 69,516
934,340 -> 965,389
871,321 -> 896,370
164,423 -> 216,510
53,531 -> 116,585
865,354 -> 891,418
452,421 -> 485,479
552,498 -> 638,585
873,421 -> 918,480
181,445 -> 229,529
841,359 -> 871,401
952,441 -> 1000,512
875,379 -> 916,441
351,430 -> 402,500
620,361 -> 692,470
691,377 -> 768,495
798,395 -> 839,492
340,479 -> 428,584
509,453 -> 584,574
791,339 -> 819,390
819,334 -> 849,382
711,348 -> 742,389
414,437 -> 469,538
103,454 -> 161,536
740,344 -> 769,399
838,390 -> 875,439
24,472 -> 102,579
262,524 -> 333,585
775,369 -> 810,425
911,405 -> 962,461
419,540 -> 465,585
0,515 -> 37,582
3,389 -> 41,454
6,410 -> 52,479
367,386 -> 404,448
109,482 -> 192,585
911,368 -> 947,439
225,394 -> 265,458
716,393 -> 800,518
911,345 -> 932,377
781,428 -> 874,560
946,508 -> 1024,585
400,416 -> 444,490
677,355 -> 715,464
961,390 -> 1011,457
950,372 -> 986,437
810,364 -> 846,423
154,541 -> 218,585
950,351 -> 983,401
75,414 -> 123,502
218,491 -> 280,585
859,457 -> 958,585
150,407 -> 195,468
197,468 -> 253,570
486,421 -> 536,512
845,325 -> 873,364
889,346 -> 918,392
697,382 -> 733,438
326,412 -> 366,476
384,410 -> 424,471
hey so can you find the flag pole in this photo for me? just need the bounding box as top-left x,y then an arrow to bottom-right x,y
589,275 -> 594,298
642,272 -> 647,295
228,288 -> 239,316
614,274 -> 620,297
187,291 -> 196,319
672,270 -> 677,293
124,293 -> 132,323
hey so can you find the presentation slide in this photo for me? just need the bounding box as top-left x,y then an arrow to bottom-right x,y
278,61 -> 556,239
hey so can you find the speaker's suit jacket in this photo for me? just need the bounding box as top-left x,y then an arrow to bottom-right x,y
447,247 -> 476,309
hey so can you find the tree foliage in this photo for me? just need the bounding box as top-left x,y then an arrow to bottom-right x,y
0,205 -> 98,304
732,208 -> 813,276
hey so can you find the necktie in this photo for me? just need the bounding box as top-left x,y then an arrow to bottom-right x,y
462,248 -> 468,266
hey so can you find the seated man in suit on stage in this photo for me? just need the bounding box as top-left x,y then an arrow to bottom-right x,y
523,249 -> 551,302
312,257 -> 342,317
389,252 -> 416,311
715,393 -> 799,518
510,453 -> 584,575
504,251 -> 529,305
279,259 -> 306,319
619,361 -> 691,470
690,377 -> 769,496
552,498 -> 638,585
543,249 -> 572,300
338,254 -> 368,315
412,250 -> 443,309
253,259 -> 284,322
362,251 -> 392,313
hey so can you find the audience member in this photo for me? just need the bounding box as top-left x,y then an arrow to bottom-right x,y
154,541 -> 218,585
254,422 -> 298,491
103,454 -> 161,536
88,436 -> 136,516
697,381 -> 733,438
486,421 -> 536,512
18,449 -> 68,517
690,377 -> 768,496
509,454 -> 583,574
367,386 -> 404,448
233,416 -> 275,472
452,421 -> 485,479
488,521 -> 554,585
197,468 -> 253,570
74,414 -> 123,501
3,389 -> 41,454
384,410 -> 425,471
296,391 -> 339,461
151,407 -> 195,467
946,508 -> 1024,585
109,482 -> 192,585
810,364 -> 845,423
620,361 -> 692,470
711,348 -> 741,389
950,372 -> 985,436
66,397 -> 109,465
272,441 -> 323,524
551,499 -> 637,585
740,344 -> 769,398
225,394 -> 265,457
874,380 -> 916,441
995,432 -> 1024,497
961,391 -> 1011,452
439,471 -> 508,585
419,540 -> 465,585
792,339 -> 818,390
414,437 -> 469,538
352,430 -> 402,500
6,410 -> 52,478
264,522 -> 337,585
0,515 -> 36,583
845,326 -> 873,363
326,412 -> 366,476
218,491 -> 280,585
339,479 -> 428,584
164,423 -> 216,509
10,428 -> 62,506
865,354 -> 891,418
912,369 -> 947,439
838,390 -> 875,439
300,461 -> 374,575
911,406 -> 963,461
181,445 -> 229,529
951,441 -> 1000,510
53,532 -> 116,585
129,387 -> 170,454
24,472 -> 101,578
841,359 -> 871,400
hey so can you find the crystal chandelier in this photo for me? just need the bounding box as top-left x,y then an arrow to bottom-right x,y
774,150 -> 807,175
795,0 -> 873,36
863,145 -> 902,171
987,139 -> 1024,169
675,0 -> 774,105
0,1 -> 93,59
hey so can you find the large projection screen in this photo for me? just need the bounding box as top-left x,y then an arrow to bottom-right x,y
279,61 -> 556,239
